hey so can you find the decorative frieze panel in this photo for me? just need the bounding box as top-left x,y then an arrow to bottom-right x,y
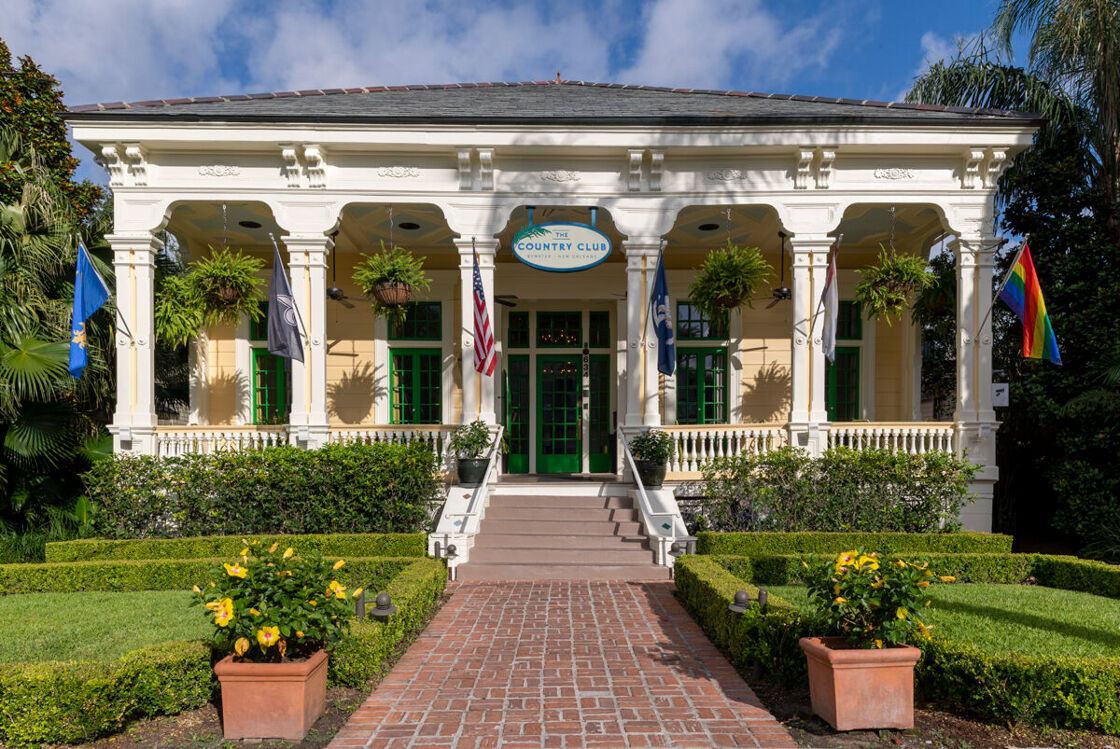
198,165 -> 241,177
705,168 -> 743,182
539,169 -> 581,183
378,166 -> 420,178
874,167 -> 916,180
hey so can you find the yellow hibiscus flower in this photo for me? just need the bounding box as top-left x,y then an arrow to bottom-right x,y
239,546 -> 249,557
874,639 -> 883,649
283,547 -> 294,559
214,598 -> 234,627
278,639 -> 287,658
333,559 -> 346,570
917,580 -> 930,588
858,555 -> 880,571
328,580 -> 347,599
256,626 -> 280,649
234,637 -> 250,656
295,630 -> 305,638
268,541 -> 280,553
192,585 -> 201,593
249,608 -> 261,616
834,596 -> 847,604
939,576 -> 956,582
223,562 -> 247,579
916,619 -> 932,640
896,607 -> 908,620
352,587 -> 364,598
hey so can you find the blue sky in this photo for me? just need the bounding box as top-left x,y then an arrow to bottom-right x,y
5,0 -> 1004,185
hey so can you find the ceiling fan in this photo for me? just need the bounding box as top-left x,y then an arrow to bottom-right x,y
494,295 -> 519,307
767,231 -> 792,309
325,231 -> 356,308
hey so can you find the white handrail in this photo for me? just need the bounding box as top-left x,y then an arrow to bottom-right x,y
430,424 -> 504,576
618,427 -> 693,568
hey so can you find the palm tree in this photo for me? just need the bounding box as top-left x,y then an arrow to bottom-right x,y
907,0 -> 1120,235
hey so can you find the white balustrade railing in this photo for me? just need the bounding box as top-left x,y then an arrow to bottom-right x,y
663,424 -> 788,474
154,427 -> 289,457
328,425 -> 457,471
827,423 -> 956,454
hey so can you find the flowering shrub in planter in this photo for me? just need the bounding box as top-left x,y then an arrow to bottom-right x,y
799,550 -> 954,730
193,540 -> 363,739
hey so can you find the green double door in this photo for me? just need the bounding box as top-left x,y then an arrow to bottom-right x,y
505,353 -> 611,474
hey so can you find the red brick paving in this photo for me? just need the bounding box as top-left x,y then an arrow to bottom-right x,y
329,581 -> 796,748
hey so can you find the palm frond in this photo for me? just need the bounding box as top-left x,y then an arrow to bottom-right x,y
0,335 -> 69,411
2,402 -> 77,469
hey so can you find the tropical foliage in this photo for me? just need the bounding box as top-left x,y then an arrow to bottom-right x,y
193,540 -> 360,662
152,246 -> 265,348
803,550 -> 952,648
907,1 -> 1120,556
688,242 -> 770,317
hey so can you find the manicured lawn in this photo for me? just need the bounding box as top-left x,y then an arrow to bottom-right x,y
0,590 -> 210,662
767,583 -> 1120,659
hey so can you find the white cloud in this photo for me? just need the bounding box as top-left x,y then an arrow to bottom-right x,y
618,0 -> 843,90
896,30 -> 979,102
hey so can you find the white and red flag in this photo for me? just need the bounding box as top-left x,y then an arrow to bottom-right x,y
821,246 -> 839,363
472,249 -> 495,376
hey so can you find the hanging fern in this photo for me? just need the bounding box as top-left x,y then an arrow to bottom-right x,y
352,242 -> 431,323
688,242 -> 771,318
154,275 -> 204,348
855,248 -> 935,325
152,247 -> 265,347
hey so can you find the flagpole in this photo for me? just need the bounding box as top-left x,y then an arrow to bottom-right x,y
975,239 -> 1025,338
809,233 -> 841,332
269,233 -> 310,340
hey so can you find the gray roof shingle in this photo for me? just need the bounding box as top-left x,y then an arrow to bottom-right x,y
65,80 -> 1041,126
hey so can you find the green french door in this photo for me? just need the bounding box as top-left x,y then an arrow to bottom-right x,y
588,355 -> 611,473
536,355 -> 581,473
505,355 -> 530,473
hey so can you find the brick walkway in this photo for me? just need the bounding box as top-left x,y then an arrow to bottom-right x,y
329,581 -> 796,748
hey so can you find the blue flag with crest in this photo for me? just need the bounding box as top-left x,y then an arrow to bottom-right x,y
649,250 -> 675,375
69,241 -> 110,379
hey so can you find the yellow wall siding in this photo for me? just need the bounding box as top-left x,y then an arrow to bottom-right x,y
741,295 -> 792,423
204,322 -> 239,425
326,252 -> 377,425
874,316 -> 905,420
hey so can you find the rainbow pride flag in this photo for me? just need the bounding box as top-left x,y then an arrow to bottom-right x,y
997,244 -> 1062,364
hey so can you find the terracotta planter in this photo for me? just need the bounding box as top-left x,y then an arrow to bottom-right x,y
799,636 -> 921,731
214,649 -> 328,741
372,281 -> 412,307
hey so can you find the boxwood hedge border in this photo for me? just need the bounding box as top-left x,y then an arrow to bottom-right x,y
675,553 -> 1120,734
0,556 -> 446,744
45,532 -> 427,563
696,531 -> 1013,556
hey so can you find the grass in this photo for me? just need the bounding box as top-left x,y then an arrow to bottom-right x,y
767,583 -> 1120,659
0,590 -> 210,662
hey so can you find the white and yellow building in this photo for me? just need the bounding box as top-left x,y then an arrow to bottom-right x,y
67,81 -> 1038,534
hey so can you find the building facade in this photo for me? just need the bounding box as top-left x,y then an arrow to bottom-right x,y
67,81 -> 1039,532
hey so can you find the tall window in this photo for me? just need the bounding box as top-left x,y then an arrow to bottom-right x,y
389,302 -> 441,341
825,302 -> 862,421
676,348 -> 727,424
677,302 -> 728,340
252,349 -> 290,424
390,348 -> 442,424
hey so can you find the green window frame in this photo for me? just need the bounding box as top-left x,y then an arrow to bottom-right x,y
837,301 -> 862,341
675,347 -> 727,424
589,310 -> 610,348
251,348 -> 290,424
677,302 -> 728,340
507,311 -> 529,348
389,348 -> 442,424
536,311 -> 581,347
826,346 -> 860,421
249,301 -> 269,341
389,302 -> 442,341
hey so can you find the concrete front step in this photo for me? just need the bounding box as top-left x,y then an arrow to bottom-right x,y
488,495 -> 634,510
470,546 -> 655,564
485,507 -> 637,522
473,533 -> 651,549
480,519 -> 643,535
456,562 -> 672,581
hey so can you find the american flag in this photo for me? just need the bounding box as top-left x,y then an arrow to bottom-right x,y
473,250 -> 495,376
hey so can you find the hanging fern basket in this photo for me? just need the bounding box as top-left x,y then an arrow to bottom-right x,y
854,248 -> 935,324
371,281 -> 413,307
688,242 -> 771,318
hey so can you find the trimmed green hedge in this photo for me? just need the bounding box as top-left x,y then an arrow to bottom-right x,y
0,557 -> 415,595
83,442 -> 440,538
0,557 -> 446,743
331,557 -> 447,686
696,531 -> 1013,556
675,553 -> 1120,734
45,533 -> 427,563
717,553 -> 1038,587
0,640 -> 214,745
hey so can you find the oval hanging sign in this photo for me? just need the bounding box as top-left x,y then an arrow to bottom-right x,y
511,223 -> 612,272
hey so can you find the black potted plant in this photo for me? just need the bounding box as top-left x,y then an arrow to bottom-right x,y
352,241 -> 431,322
628,429 -> 675,489
449,419 -> 494,488
688,241 -> 770,317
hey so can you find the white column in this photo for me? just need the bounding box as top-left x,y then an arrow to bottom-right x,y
788,235 -> 831,454
107,232 -> 160,454
623,241 -> 659,427
455,238 -> 498,424
285,234 -> 332,448
953,235 -> 998,531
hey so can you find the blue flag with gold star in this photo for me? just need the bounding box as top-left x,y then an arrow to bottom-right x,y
69,241 -> 109,379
